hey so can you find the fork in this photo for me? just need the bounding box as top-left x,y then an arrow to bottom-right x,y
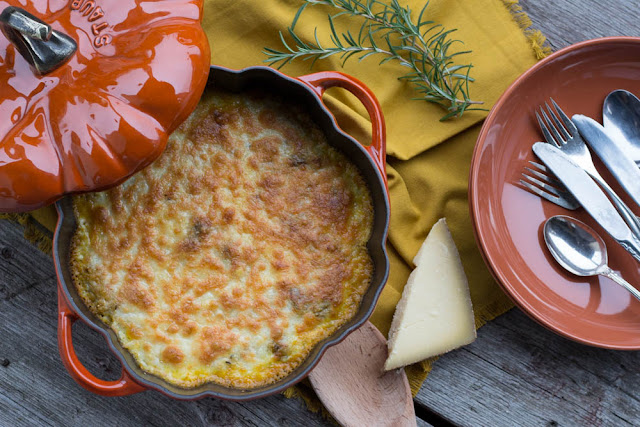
520,161 -> 580,210
534,99 -> 640,239
520,160 -> 640,224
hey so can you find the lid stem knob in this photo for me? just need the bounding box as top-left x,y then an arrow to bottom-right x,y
0,6 -> 77,75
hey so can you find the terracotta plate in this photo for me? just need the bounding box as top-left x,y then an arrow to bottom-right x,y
470,37 -> 640,349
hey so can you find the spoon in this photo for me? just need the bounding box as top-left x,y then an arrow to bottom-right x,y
602,89 -> 640,165
543,215 -> 640,302
308,321 -> 416,427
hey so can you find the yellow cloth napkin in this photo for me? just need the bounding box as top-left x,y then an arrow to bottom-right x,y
2,0 -> 549,411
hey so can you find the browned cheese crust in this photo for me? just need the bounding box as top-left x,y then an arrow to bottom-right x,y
70,88 -> 374,389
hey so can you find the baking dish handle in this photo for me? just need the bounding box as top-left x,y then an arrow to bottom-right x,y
298,71 -> 387,187
57,290 -> 146,396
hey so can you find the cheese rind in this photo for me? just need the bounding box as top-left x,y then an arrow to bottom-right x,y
384,218 -> 476,371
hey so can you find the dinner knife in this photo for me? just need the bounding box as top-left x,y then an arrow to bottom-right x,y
572,114 -> 640,208
532,142 -> 640,262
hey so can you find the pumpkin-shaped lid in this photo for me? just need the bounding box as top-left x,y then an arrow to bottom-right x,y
0,0 -> 210,212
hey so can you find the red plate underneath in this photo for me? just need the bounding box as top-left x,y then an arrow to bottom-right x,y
470,37 -> 640,349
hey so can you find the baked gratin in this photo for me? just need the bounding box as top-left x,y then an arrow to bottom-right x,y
70,87 -> 374,389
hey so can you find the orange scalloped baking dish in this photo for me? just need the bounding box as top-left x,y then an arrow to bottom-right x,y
53,65 -> 390,400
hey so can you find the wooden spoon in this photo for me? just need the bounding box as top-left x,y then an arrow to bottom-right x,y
308,321 -> 416,427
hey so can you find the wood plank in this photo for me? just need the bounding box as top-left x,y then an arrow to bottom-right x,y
521,0 -> 640,50
416,309 -> 640,426
413,3 -> 640,425
0,220 -> 336,427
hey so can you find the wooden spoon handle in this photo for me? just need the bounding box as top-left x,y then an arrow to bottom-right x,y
309,321 -> 416,427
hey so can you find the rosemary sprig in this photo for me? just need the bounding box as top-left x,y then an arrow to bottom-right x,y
263,0 -> 483,120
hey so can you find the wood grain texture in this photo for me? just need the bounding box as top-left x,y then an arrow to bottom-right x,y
415,309 -> 640,426
521,0 -> 640,49
309,322 -> 415,427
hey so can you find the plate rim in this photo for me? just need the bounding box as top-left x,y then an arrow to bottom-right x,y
469,36 -> 640,350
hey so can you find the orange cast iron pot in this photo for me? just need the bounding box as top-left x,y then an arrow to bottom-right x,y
53,65 -> 391,400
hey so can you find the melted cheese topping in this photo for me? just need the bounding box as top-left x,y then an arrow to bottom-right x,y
70,88 -> 374,389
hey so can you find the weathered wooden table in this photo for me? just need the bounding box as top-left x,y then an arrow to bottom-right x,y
2,1 -> 639,426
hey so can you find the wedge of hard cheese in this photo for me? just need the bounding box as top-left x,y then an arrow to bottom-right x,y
384,218 -> 476,371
